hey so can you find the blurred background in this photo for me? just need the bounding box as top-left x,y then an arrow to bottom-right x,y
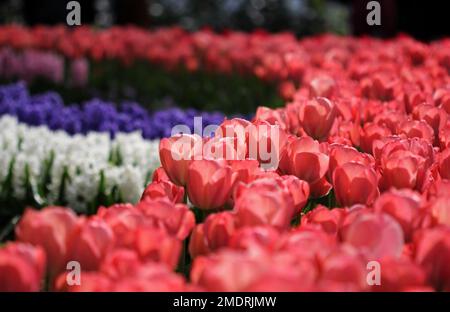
0,0 -> 448,40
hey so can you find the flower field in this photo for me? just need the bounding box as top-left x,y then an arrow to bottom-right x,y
0,25 -> 450,292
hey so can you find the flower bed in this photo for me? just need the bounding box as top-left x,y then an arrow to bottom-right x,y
1,26 -> 450,292
0,115 -> 160,215
0,82 -> 227,139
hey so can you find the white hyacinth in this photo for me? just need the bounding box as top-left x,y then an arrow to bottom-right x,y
0,115 -> 160,213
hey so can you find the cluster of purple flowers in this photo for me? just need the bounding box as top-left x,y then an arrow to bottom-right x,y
0,82 -> 229,139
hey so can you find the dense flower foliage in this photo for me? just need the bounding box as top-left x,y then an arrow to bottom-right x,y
1,26 -> 450,292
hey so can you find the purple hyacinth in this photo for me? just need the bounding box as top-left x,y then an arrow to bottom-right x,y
0,82 -> 244,140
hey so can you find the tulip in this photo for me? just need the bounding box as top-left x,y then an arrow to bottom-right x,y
229,226 -> 280,252
279,136 -> 329,185
319,246 -> 367,291
279,175 -> 310,213
380,150 -> 427,191
328,144 -> 374,177
247,119 -> 289,170
0,242 -> 46,292
414,227 -> 450,291
301,205 -> 346,237
412,103 -> 447,135
254,106 -> 288,130
99,249 -> 142,280
66,218 -> 115,271
373,189 -> 423,241
309,75 -> 336,98
398,120 -> 434,144
371,258 -> 428,292
333,162 -> 379,206
190,250 -> 267,291
140,180 -> 185,204
159,134 -> 202,186
97,204 -> 143,248
438,148 -> 450,179
298,97 -> 337,140
134,226 -> 181,269
15,206 -> 78,275
359,122 -> 392,154
186,159 -> 236,210
203,212 -> 236,251
428,196 -> 450,226
151,167 -> 170,182
228,159 -> 261,184
439,126 -> 450,149
343,212 -> 404,260
189,224 -> 210,258
278,227 -> 336,262
233,178 -> 295,229
137,198 -> 195,240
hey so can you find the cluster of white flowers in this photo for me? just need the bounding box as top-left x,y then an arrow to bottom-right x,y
0,115 -> 160,212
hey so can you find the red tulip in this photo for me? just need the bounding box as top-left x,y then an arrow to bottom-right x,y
279,175 -> 310,213
414,227 -> 450,291
373,189 -> 423,241
66,218 -> 115,271
186,159 -> 236,210
140,180 -> 185,204
134,226 -> 181,269
298,97 -> 337,140
371,258 -> 428,292
190,250 -> 267,291
233,178 -> 295,229
438,148 -> 450,179
204,211 -> 236,251
309,75 -> 336,98
0,242 -> 46,292
228,159 -> 261,185
229,226 -> 280,252
159,134 -> 202,186
343,212 -> 404,260
137,198 -> 195,240
189,224 -> 210,258
412,103 -> 447,135
328,144 -> 374,177
151,166 -> 170,182
301,205 -> 346,237
279,136 -> 329,184
380,150 -> 427,191
97,204 -> 143,248
333,162 -> 379,206
359,122 -> 392,154
16,206 -> 78,275
247,119 -> 289,169
428,196 -> 450,226
319,246 -> 367,291
398,120 -> 434,143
